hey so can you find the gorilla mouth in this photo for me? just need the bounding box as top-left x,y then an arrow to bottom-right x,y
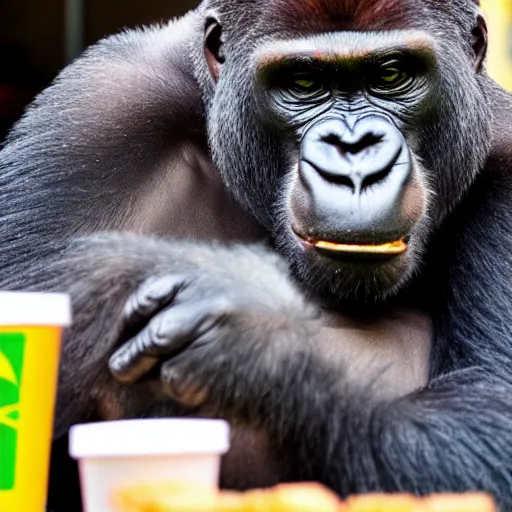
314,239 -> 408,255
294,231 -> 408,262
313,240 -> 408,263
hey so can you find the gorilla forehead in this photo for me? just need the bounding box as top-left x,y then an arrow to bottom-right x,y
207,0 -> 477,39
265,0 -> 422,31
252,29 -> 438,66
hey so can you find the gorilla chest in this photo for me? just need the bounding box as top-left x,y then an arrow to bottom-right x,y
318,308 -> 433,399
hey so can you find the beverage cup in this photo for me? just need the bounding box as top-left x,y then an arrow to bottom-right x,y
69,418 -> 230,512
0,292 -> 71,512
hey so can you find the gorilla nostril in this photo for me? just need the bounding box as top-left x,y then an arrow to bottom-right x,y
323,174 -> 355,190
303,159 -> 356,191
322,132 -> 383,156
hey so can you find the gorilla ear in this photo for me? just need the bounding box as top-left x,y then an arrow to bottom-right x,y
204,18 -> 225,82
471,13 -> 488,73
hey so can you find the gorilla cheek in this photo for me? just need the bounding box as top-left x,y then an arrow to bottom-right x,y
400,162 -> 428,231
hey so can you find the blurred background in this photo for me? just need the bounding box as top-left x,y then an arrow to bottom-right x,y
0,0 -> 511,143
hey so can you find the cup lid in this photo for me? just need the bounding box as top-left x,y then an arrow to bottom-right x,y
0,292 -> 71,326
69,419 -> 231,458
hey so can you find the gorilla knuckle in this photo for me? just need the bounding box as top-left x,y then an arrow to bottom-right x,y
143,274 -> 187,302
160,361 -> 209,406
209,295 -> 237,318
146,316 -> 173,350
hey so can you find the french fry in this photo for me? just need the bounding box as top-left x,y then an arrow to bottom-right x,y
111,481 -> 219,512
111,481 -> 498,512
423,493 -> 497,512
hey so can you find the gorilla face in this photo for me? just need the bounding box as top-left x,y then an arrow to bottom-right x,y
203,5 -> 491,303
251,32 -> 436,301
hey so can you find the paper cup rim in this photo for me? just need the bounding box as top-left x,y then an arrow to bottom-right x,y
69,419 -> 231,459
0,291 -> 71,326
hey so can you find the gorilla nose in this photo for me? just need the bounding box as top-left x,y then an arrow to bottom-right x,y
293,115 -> 415,245
301,116 -> 405,193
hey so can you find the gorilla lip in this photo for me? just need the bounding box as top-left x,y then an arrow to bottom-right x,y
294,230 -> 408,257
313,239 -> 408,256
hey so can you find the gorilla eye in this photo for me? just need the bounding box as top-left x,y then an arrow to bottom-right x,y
371,62 -> 414,94
294,79 -> 317,90
288,75 -> 323,97
381,67 -> 402,83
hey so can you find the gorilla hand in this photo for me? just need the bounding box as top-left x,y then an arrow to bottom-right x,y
108,264 -> 319,415
107,263 -> 432,417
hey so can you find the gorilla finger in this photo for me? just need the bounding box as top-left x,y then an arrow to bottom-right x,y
109,346 -> 160,385
161,361 -> 210,408
110,299 -> 230,383
123,274 -> 189,328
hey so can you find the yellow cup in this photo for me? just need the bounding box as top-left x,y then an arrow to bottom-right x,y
0,292 -> 71,512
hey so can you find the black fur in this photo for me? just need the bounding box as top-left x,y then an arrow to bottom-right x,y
0,1 -> 512,511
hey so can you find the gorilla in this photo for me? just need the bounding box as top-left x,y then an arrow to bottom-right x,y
0,0 -> 512,510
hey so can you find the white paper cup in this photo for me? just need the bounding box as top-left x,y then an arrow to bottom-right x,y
69,418 -> 230,512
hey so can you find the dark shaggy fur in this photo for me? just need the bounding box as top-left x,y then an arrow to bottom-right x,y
0,0 -> 511,511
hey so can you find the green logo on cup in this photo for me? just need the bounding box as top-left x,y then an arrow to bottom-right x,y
0,333 -> 26,491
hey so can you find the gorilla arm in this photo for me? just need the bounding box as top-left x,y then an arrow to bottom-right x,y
43,231 -> 431,482
47,232 -> 428,418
